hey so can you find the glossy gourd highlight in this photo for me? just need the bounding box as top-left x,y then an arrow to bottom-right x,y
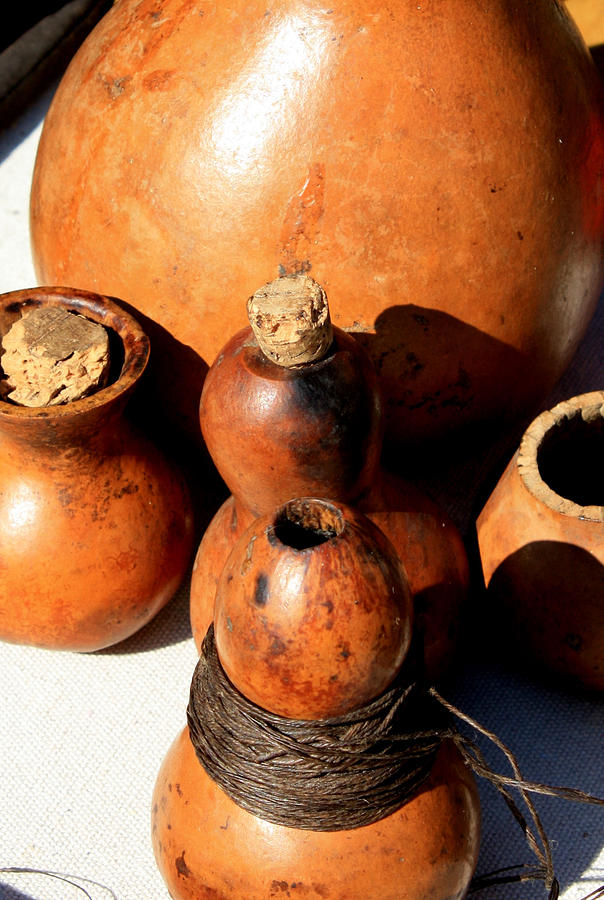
30,0 -> 604,447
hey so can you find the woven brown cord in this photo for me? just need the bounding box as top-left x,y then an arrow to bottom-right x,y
456,734 -> 553,883
187,626 -> 446,830
469,865 -> 558,897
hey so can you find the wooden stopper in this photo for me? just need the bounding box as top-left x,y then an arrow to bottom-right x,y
1,307 -> 110,407
246,274 -> 333,367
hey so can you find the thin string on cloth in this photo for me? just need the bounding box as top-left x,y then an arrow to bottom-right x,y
0,867 -> 118,899
187,626 -> 448,831
188,627 -> 604,898
428,688 -> 604,900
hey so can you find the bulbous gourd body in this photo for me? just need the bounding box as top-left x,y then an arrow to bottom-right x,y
477,391 -> 604,692
151,728 -> 480,900
0,287 -> 194,652
30,0 -> 604,446
190,324 -> 468,679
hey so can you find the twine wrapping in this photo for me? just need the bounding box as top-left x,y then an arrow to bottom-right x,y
187,626 -> 448,830
188,627 -> 604,899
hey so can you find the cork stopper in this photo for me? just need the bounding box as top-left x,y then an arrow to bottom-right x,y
1,306 -> 110,407
246,274 -> 333,367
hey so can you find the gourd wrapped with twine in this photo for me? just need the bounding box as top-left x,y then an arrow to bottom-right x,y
189,625 -> 604,899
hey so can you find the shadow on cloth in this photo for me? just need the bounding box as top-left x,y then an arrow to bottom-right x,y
0,884 -> 36,900
445,645 -> 604,896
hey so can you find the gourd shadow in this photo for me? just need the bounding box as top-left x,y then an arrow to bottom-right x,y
356,290 -> 603,540
114,298 -> 209,451
454,676 -> 603,897
0,1 -> 112,137
114,296 -> 228,524
446,644 -> 603,894
482,540 -> 604,693
350,302 -> 545,460
0,884 -> 36,900
0,79 -> 53,161
447,539 -> 604,896
591,43 -> 604,80
351,304 -> 544,539
95,564 -> 195,656
93,301 -> 226,655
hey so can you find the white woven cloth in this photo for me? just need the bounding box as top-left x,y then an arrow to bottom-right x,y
0,88 -> 602,900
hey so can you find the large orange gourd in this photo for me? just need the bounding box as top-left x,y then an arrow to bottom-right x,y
30,0 -> 604,446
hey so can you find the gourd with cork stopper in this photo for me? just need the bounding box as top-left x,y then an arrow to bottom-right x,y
190,274 -> 469,679
153,498 -> 481,900
0,286 -> 194,651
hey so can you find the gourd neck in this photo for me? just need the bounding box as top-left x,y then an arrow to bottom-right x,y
202,275 -> 384,515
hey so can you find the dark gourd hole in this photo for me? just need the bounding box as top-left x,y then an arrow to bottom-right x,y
537,410 -> 604,507
274,499 -> 344,550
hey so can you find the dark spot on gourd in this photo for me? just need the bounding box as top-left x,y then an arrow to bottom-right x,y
270,635 -> 287,655
114,481 -> 139,498
405,351 -> 424,375
176,851 -> 191,878
175,783 -> 183,797
98,74 -> 132,100
254,573 -> 269,607
58,487 -> 73,507
565,633 -> 583,651
412,313 -> 429,331
143,69 -> 175,91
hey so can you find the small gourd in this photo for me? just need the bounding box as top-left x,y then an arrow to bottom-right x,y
0,287 -> 194,651
477,391 -> 604,692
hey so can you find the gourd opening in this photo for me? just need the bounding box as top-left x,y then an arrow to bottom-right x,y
273,498 -> 344,550
0,288 -> 150,426
537,407 -> 604,508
